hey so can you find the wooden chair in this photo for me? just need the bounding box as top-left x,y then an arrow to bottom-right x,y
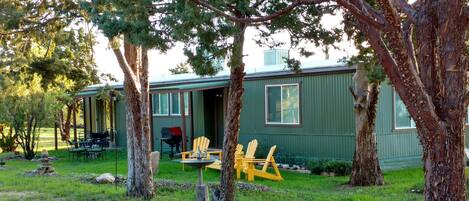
235,140 -> 258,179
206,144 -> 244,170
181,136 -> 210,170
240,145 -> 283,182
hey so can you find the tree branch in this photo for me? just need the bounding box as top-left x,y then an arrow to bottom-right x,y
109,39 -> 141,93
357,13 -> 443,145
191,0 -> 328,24
391,0 -> 416,23
336,0 -> 388,30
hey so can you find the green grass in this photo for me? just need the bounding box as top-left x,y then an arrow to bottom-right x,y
0,149 -> 426,201
0,130 -> 427,201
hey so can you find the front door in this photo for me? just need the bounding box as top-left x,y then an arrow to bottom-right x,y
203,88 -> 225,148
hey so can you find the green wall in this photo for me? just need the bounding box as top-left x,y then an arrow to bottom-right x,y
100,69 -> 469,169
114,92 -> 205,152
238,72 -> 356,160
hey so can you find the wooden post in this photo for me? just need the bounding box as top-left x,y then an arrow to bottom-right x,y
189,91 -> 194,150
149,93 -> 154,151
73,104 -> 78,148
109,94 -> 114,145
89,97 -> 93,136
54,122 -> 58,150
180,91 -> 187,152
83,97 -> 87,139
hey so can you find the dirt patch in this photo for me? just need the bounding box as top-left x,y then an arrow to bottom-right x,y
0,191 -> 42,200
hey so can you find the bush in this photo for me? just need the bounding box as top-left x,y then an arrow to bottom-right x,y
324,161 -> 352,176
0,125 -> 17,153
306,159 -> 328,175
306,159 -> 352,176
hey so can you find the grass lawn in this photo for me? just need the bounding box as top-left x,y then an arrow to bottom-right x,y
0,129 -> 428,201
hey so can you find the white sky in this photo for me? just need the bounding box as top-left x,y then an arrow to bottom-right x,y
93,14 -> 357,82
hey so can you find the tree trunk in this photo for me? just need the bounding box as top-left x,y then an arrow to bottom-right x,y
112,39 -> 154,199
57,101 -> 76,142
218,22 -> 246,201
349,65 -> 383,186
423,127 -> 466,200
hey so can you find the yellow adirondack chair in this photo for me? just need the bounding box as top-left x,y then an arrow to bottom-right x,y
206,144 -> 244,170
240,145 -> 283,182
181,136 -> 210,170
235,140 -> 258,179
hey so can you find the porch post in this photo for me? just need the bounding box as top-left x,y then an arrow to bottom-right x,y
180,91 -> 187,152
54,121 -> 58,150
189,91 -> 194,150
109,94 -> 114,145
83,97 -> 87,139
149,93 -> 154,151
73,103 -> 78,148
88,96 -> 93,139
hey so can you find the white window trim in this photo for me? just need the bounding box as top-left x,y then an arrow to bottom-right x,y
153,93 -> 169,116
393,90 -> 416,130
265,83 -> 300,125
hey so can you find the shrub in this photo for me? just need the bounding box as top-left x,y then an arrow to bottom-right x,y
324,161 -> 352,176
0,125 -> 17,153
306,159 -> 328,175
306,159 -> 352,176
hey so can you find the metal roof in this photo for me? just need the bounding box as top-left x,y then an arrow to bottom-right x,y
151,80 -> 229,93
79,61 -> 353,94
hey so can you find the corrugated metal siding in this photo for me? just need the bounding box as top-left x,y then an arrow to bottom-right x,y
239,72 -> 356,160
115,97 -> 127,147
375,84 -> 469,162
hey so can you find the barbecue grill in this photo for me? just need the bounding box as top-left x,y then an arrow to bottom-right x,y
160,127 -> 182,158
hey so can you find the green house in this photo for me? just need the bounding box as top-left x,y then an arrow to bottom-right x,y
78,51 -> 469,170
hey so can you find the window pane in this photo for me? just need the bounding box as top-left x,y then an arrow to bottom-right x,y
153,94 -> 159,114
160,93 -> 169,114
395,93 -> 413,128
282,85 -> 299,124
171,93 -> 180,115
267,86 -> 281,123
184,92 -> 189,115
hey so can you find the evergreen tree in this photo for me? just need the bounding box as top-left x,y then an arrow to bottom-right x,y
83,0 -> 172,198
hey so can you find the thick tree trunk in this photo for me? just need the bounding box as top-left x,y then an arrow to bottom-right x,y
349,65 -> 383,186
423,126 -> 466,200
218,22 -> 246,201
57,102 -> 75,142
112,40 -> 154,199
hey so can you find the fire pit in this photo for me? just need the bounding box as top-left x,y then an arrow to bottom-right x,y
180,150 -> 215,201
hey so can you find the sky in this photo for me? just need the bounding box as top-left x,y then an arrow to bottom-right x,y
93,14 -> 357,82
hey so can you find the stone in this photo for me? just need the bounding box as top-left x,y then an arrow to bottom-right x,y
296,169 -> 311,174
150,151 -> 160,175
25,151 -> 57,176
41,149 -> 49,158
291,165 -> 300,170
96,173 -> 115,184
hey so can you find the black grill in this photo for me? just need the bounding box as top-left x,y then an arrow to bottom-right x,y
160,127 -> 182,158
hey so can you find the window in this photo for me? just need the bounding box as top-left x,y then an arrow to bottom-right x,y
394,90 -> 469,129
170,92 -> 189,115
394,91 -> 416,129
153,93 -> 169,115
265,84 -> 300,125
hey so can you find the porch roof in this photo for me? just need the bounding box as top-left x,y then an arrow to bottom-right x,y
152,80 -> 229,93
76,90 -> 98,97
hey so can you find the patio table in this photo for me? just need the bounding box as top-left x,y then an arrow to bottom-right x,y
69,147 -> 86,160
85,147 -> 105,160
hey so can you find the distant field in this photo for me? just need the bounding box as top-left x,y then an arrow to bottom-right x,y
37,128 -> 70,150
0,127 -> 85,153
